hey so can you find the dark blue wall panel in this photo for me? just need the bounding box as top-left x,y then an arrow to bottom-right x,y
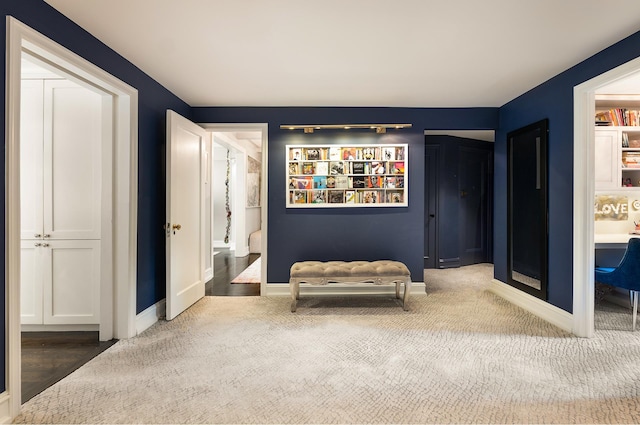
0,1 -> 193,392
497,30 -> 640,312
192,107 -> 499,282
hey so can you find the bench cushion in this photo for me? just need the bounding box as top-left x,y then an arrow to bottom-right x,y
290,260 -> 410,279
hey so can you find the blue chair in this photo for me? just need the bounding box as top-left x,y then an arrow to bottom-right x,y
595,238 -> 640,330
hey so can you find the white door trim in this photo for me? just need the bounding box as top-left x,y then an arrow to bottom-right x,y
5,16 -> 138,417
200,123 -> 268,296
573,55 -> 640,338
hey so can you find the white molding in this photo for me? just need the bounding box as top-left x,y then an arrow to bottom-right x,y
573,55 -> 640,338
204,267 -> 213,282
6,17 -> 139,419
136,299 -> 166,335
235,245 -> 250,258
21,324 -> 98,332
266,282 -> 426,297
489,279 -> 574,333
0,392 -> 10,424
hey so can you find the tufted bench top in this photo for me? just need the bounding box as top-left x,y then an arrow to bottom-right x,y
290,260 -> 410,279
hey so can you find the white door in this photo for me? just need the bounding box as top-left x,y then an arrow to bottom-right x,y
166,110 -> 206,320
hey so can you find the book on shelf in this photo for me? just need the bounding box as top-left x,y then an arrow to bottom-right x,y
345,190 -> 356,204
395,146 -> 405,160
302,162 -> 315,174
352,176 -> 366,188
342,147 -> 356,160
326,176 -> 336,188
385,176 -> 404,188
313,176 -> 327,189
291,190 -> 307,204
311,190 -> 327,204
390,161 -> 404,174
290,148 -> 302,161
595,108 -> 640,126
382,147 -> 395,161
329,147 -> 341,161
371,161 -> 385,174
362,190 -> 379,204
386,190 -> 404,204
294,176 -> 312,189
335,176 -> 349,189
330,161 -> 345,175
289,162 -> 300,175
315,161 -> 329,175
362,147 -> 378,160
367,175 -> 383,188
328,190 -> 345,203
305,148 -> 321,160
352,162 -> 365,174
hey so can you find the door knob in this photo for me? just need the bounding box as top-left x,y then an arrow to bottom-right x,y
172,224 -> 182,231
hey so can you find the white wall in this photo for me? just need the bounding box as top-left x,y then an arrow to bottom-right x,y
211,133 -> 262,257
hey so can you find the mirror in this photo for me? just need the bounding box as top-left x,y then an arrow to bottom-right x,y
507,119 -> 548,300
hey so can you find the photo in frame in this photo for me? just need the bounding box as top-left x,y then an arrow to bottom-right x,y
247,155 -> 261,207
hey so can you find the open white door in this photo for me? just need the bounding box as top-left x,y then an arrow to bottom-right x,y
166,110 -> 207,320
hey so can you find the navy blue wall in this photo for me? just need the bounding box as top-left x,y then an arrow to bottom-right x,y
1,0 -> 192,392
496,30 -> 640,312
191,107 -> 498,282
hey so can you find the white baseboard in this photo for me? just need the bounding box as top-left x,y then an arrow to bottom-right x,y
0,392 -> 10,424
265,282 -> 426,297
205,267 -> 213,281
489,279 -> 574,333
21,324 -> 98,332
235,245 -> 249,257
136,299 -> 166,335
213,240 -> 231,249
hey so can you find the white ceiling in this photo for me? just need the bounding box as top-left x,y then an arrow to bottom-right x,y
43,0 -> 640,108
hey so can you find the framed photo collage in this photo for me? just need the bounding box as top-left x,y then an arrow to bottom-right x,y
286,144 -> 408,208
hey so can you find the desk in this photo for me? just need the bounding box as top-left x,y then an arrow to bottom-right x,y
595,233 -> 640,249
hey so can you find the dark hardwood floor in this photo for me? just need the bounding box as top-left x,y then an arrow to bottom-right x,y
21,331 -> 116,402
206,249 -> 261,296
22,249 -> 259,403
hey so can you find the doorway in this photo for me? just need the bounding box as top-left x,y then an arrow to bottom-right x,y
423,131 -> 495,269
6,17 -> 137,416
200,125 -> 268,297
574,59 -> 640,337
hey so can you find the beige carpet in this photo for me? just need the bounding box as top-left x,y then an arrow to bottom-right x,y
231,257 -> 261,284
13,264 -> 640,424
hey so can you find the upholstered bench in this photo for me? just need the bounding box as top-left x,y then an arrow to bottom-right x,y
289,260 -> 412,312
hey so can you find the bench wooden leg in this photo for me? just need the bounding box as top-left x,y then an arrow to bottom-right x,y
402,280 -> 412,311
290,280 -> 298,312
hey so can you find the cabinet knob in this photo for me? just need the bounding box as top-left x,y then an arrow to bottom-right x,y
34,234 -> 42,238
34,242 -> 42,247
42,243 -> 50,247
43,234 -> 51,238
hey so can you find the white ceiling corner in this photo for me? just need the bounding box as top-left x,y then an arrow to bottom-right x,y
43,0 -> 640,108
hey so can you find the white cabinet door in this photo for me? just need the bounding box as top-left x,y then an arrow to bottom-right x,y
20,240 -> 44,325
595,129 -> 619,190
43,240 -> 101,325
20,80 -> 44,239
20,78 -> 103,326
43,80 -> 102,240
